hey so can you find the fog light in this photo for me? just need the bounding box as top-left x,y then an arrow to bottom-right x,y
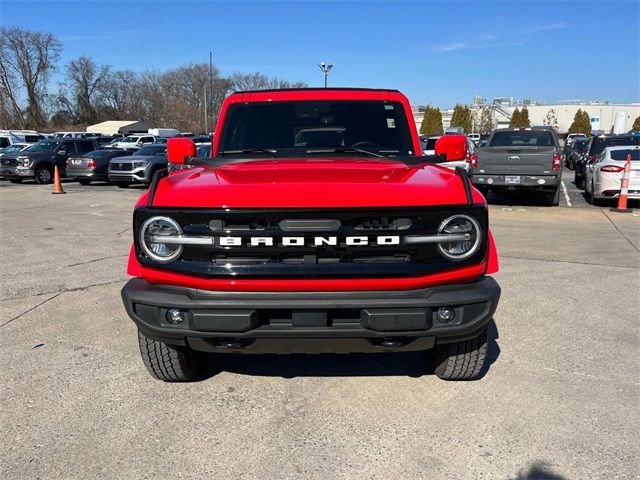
436,307 -> 455,323
166,309 -> 184,324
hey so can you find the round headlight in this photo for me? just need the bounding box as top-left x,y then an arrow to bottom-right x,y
139,216 -> 183,263
437,214 -> 481,261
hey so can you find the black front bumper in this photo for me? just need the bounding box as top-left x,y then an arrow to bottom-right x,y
121,277 -> 500,354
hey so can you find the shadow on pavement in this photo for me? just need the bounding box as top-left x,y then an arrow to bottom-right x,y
199,319 -> 501,380
511,461 -> 566,480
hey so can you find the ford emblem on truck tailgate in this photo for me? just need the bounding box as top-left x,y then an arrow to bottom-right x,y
508,155 -> 520,161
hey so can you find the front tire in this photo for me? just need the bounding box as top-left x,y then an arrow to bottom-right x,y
78,178 -> 91,186
137,330 -> 203,382
115,181 -> 130,188
428,326 -> 488,380
34,166 -> 53,184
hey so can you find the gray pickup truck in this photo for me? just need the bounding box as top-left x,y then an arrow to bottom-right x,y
470,127 -> 562,206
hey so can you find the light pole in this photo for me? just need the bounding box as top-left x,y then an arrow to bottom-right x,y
318,62 -> 334,88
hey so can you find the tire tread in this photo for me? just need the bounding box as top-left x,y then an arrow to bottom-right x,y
430,327 -> 488,380
137,330 -> 201,382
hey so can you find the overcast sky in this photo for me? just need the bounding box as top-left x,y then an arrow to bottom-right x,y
4,0 -> 639,107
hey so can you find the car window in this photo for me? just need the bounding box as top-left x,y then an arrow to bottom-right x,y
425,138 -> 438,150
592,136 -> 640,155
197,144 -> 211,157
489,130 -> 554,147
76,142 -> 94,154
121,136 -> 137,142
610,149 -> 640,161
62,142 -> 77,155
136,146 -> 167,156
0,138 -> 9,148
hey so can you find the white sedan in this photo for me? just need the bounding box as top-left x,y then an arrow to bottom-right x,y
585,146 -> 640,204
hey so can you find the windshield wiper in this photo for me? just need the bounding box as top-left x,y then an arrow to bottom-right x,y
218,149 -> 277,157
305,147 -> 384,158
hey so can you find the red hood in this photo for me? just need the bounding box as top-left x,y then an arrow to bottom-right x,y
145,158 -> 482,208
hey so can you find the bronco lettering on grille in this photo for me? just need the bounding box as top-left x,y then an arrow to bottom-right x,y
217,235 -> 401,247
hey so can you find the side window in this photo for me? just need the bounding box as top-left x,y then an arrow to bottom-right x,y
144,137 -> 154,144
76,142 -> 94,154
63,142 -> 77,155
0,138 -> 9,148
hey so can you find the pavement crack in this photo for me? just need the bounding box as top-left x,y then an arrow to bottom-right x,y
600,209 -> 640,255
0,291 -> 64,328
0,279 -> 126,303
501,255 -> 639,269
0,254 -> 128,278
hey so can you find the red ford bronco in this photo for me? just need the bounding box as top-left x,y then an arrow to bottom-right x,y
121,88 -> 500,381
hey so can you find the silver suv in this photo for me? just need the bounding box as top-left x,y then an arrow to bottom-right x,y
108,144 -> 167,188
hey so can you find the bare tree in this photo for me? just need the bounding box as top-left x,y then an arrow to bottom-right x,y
101,69 -> 143,120
230,71 -> 307,91
59,56 -> 111,124
0,27 -> 61,128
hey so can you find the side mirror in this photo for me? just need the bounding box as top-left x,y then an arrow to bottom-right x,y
434,135 -> 467,161
57,150 -> 66,156
167,137 -> 196,165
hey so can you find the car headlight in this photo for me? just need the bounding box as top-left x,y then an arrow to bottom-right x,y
139,216 -> 183,263
17,156 -> 31,167
437,214 -> 482,261
135,161 -> 148,167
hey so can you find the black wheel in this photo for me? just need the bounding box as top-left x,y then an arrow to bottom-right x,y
429,326 -> 488,380
78,178 -> 91,186
34,166 -> 53,184
137,330 -> 203,382
546,187 -> 560,206
115,181 -> 130,188
9,178 -> 23,184
574,174 -> 584,190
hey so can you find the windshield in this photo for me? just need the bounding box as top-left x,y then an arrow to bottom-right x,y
219,100 -> 414,157
610,149 -> 640,161
120,136 -> 139,143
573,140 -> 588,151
25,141 -> 58,153
2,144 -> 26,154
489,130 -> 554,147
136,146 -> 166,156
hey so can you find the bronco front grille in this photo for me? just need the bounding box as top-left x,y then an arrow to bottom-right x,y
133,207 -> 488,279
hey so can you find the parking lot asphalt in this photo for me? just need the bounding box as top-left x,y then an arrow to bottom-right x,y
1,181 -> 638,480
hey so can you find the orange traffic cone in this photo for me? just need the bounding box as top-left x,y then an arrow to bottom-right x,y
611,153 -> 631,213
52,164 -> 66,195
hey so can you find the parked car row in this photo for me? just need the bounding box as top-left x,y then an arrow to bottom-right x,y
571,133 -> 640,204
0,135 -> 213,188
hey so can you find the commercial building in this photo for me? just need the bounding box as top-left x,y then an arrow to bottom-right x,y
86,120 -> 150,136
414,98 -> 640,134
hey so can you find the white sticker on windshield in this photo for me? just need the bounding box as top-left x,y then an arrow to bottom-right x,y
387,118 -> 396,128
384,105 -> 394,110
